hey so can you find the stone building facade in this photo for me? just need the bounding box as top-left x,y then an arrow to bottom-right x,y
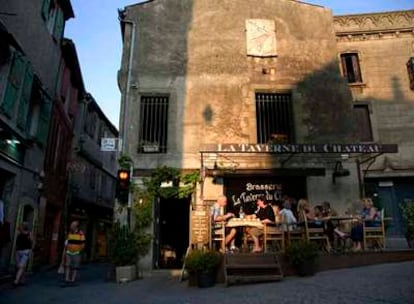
118,0 -> 414,269
334,10 -> 414,237
1,0 -> 119,271
0,0 -> 74,270
69,92 -> 118,261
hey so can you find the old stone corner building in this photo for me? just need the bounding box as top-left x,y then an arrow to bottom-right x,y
118,0 -> 414,269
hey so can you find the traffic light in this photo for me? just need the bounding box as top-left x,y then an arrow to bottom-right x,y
116,169 -> 130,205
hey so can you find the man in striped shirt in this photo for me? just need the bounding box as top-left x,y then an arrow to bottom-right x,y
63,221 -> 85,286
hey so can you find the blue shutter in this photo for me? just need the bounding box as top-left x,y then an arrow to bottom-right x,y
41,0 -> 51,20
53,9 -> 64,41
1,52 -> 25,118
17,65 -> 34,131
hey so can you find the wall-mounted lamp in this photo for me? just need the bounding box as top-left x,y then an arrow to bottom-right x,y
212,161 -> 218,177
6,139 -> 20,145
212,161 -> 218,184
332,161 -> 350,184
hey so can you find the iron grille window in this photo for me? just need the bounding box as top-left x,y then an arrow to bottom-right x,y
138,95 -> 169,153
353,104 -> 373,142
340,53 -> 363,83
256,93 -> 294,144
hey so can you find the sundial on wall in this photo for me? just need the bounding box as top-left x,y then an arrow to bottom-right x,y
246,19 -> 277,57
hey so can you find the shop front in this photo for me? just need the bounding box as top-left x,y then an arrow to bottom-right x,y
193,143 -> 400,249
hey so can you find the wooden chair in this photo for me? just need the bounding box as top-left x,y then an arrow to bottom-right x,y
211,221 -> 226,252
279,213 -> 303,246
363,209 -> 385,250
302,210 -> 330,251
263,222 -> 285,253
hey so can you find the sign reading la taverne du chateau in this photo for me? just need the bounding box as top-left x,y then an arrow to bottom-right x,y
201,143 -> 398,154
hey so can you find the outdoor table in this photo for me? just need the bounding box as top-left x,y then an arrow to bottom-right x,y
226,218 -> 264,229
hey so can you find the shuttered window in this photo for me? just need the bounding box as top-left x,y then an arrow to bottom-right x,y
1,52 -> 33,130
138,95 -> 169,153
17,66 -> 34,130
41,0 -> 52,20
53,9 -> 64,41
41,0 -> 65,42
256,93 -> 294,144
407,57 -> 414,90
353,104 -> 373,142
340,53 -> 363,83
2,52 -> 24,117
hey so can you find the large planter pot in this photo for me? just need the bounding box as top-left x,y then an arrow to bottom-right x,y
197,271 -> 216,288
296,261 -> 317,277
187,271 -> 198,287
115,265 -> 137,283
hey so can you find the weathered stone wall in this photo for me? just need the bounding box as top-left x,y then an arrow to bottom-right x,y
335,11 -> 414,172
121,0 -> 355,170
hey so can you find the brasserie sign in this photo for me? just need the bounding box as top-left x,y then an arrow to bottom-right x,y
201,143 -> 398,154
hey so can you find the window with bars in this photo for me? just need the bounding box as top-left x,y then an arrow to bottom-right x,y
138,95 -> 169,153
256,93 -> 294,144
353,104 -> 373,142
340,53 -> 363,83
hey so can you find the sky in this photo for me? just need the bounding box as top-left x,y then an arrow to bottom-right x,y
65,0 -> 414,129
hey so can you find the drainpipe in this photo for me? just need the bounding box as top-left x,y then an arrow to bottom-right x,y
119,17 -> 136,154
119,14 -> 136,231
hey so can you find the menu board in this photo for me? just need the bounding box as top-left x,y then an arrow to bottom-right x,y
191,207 -> 210,245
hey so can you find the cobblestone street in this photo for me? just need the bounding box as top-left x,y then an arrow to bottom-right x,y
1,261 -> 413,304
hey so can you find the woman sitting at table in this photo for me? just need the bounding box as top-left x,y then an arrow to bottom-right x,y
297,199 -> 323,228
246,196 -> 275,253
350,197 -> 380,251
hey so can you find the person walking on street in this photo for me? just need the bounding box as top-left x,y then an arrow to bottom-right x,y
61,221 -> 85,287
13,222 -> 32,287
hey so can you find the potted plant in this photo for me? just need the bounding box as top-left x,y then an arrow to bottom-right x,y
184,249 -> 222,288
401,202 -> 414,248
109,225 -> 139,283
285,240 -> 319,276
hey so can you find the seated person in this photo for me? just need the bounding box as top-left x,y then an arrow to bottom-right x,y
297,199 -> 323,228
350,197 -> 380,251
298,200 -> 332,251
278,200 -> 297,231
322,201 -> 347,242
271,201 -> 282,224
246,196 -> 275,253
211,195 -> 237,252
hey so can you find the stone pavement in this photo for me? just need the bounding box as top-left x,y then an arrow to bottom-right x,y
0,261 -> 413,304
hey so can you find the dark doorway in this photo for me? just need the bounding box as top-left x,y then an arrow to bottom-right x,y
366,178 -> 414,237
157,197 -> 190,269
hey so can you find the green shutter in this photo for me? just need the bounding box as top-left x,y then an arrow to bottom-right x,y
41,0 -> 51,20
1,52 -> 25,118
37,93 -> 52,145
17,65 -> 34,130
53,9 -> 64,41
